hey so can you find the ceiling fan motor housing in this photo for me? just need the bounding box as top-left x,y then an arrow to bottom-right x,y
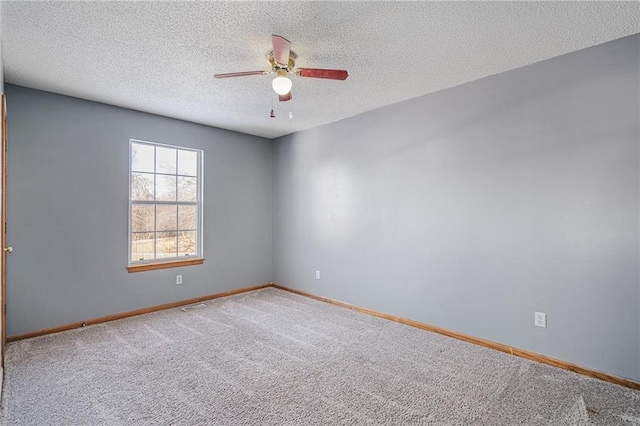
268,50 -> 297,73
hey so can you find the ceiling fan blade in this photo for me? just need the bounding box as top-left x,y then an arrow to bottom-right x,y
214,71 -> 267,78
279,92 -> 292,102
297,68 -> 349,80
272,35 -> 291,65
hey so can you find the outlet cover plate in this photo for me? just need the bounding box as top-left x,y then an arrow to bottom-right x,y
535,312 -> 546,328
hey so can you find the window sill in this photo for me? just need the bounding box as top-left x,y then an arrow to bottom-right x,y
127,258 -> 204,273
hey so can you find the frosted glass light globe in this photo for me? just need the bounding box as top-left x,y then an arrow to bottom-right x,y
272,75 -> 292,95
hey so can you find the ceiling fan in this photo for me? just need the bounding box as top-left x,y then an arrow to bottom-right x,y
214,35 -> 348,102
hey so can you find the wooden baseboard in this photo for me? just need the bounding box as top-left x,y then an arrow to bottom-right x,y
6,283 -> 271,342
271,284 -> 640,391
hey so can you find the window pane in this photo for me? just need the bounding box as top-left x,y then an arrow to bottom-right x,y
178,231 -> 197,257
131,173 -> 154,201
177,176 -> 197,202
178,205 -> 196,230
131,232 -> 155,262
156,146 -> 177,174
178,150 -> 198,176
157,205 -> 177,232
131,205 -> 155,232
156,231 -> 177,258
130,141 -> 202,265
156,175 -> 177,201
131,143 -> 154,173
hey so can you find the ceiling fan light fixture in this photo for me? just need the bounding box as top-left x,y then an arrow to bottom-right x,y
272,70 -> 292,95
214,35 -> 348,103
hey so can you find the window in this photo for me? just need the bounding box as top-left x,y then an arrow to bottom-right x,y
128,140 -> 203,271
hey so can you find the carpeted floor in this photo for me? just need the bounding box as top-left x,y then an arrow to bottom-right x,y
1,287 -> 639,425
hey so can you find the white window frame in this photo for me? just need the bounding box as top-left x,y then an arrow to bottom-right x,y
128,139 -> 204,267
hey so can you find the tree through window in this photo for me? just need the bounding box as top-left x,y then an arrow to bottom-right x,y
129,140 -> 203,264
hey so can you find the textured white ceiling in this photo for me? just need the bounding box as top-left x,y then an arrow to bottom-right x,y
3,1 -> 639,139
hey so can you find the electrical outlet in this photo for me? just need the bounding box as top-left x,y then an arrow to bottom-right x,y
534,312 -> 546,328
315,270 -> 320,280
176,275 -> 183,285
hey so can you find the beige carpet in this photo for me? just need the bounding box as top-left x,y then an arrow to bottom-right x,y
1,287 -> 639,425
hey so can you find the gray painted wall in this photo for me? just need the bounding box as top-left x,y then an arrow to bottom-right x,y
273,35 -> 640,381
5,85 -> 273,336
